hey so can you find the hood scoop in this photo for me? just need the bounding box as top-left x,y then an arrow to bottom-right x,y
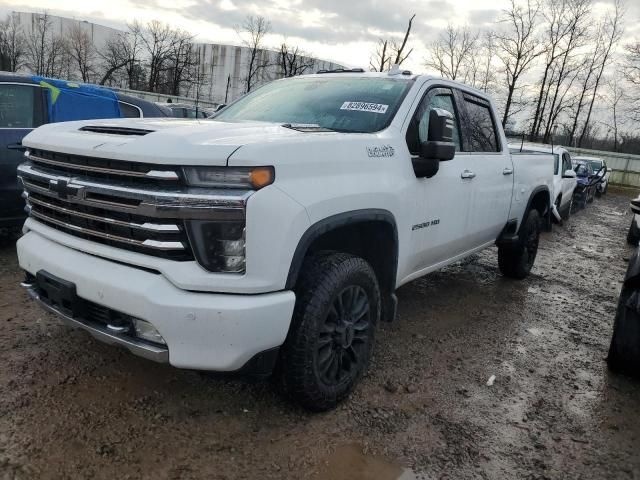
79,125 -> 154,136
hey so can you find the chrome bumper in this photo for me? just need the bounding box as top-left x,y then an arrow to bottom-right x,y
21,282 -> 169,363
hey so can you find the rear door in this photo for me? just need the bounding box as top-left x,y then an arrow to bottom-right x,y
0,83 -> 47,225
456,91 -> 512,246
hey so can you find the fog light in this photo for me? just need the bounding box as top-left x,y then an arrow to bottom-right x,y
132,318 -> 166,345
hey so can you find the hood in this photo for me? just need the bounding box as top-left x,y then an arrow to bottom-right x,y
22,118 -> 307,166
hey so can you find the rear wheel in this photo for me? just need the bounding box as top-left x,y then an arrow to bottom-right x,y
280,252 -> 380,411
498,209 -> 541,280
607,282 -> 640,376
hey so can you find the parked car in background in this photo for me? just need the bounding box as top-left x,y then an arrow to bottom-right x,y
511,143 -> 577,222
0,72 -> 168,233
627,196 -> 640,245
608,199 -> 640,376
574,155 -> 609,195
17,71 -> 555,410
162,102 -> 209,119
572,159 -> 597,210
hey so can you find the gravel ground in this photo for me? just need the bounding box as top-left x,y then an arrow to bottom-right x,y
1,191 -> 640,480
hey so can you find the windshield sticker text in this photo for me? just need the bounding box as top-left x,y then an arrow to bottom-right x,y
367,145 -> 395,158
341,101 -> 389,114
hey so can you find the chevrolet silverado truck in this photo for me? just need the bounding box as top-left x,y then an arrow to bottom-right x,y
16,71 -> 554,411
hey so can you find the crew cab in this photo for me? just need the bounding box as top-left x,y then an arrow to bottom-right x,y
16,71 -> 554,411
510,143 -> 577,222
0,72 -> 168,233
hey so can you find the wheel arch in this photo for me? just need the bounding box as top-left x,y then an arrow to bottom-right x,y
523,186 -> 552,233
285,209 -> 399,297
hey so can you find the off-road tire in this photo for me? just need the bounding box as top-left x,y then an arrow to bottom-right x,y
280,252 -> 380,411
627,217 -> 640,246
607,282 -> 640,376
498,209 -> 541,280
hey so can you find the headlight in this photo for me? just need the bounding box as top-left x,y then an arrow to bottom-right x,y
183,166 -> 274,189
186,220 -> 246,273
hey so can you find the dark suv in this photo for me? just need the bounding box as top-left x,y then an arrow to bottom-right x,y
0,73 -> 168,231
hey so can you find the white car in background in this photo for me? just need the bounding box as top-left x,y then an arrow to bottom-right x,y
573,156 -> 609,195
510,144 -> 577,222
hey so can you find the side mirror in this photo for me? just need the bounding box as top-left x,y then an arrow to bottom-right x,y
215,104 -> 227,112
562,169 -> 576,179
412,108 -> 456,179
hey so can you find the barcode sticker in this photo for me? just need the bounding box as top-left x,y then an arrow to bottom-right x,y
340,101 -> 389,114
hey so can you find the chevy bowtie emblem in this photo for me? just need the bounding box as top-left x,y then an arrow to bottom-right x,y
49,179 -> 84,200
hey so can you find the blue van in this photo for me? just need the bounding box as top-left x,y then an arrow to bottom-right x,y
0,72 -> 169,231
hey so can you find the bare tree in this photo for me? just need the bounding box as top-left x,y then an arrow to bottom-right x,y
604,76 -> 625,151
370,14 -> 416,72
139,20 -> 179,92
67,24 -> 96,82
540,0 -> 591,142
236,15 -> 271,93
624,41 -> 640,122
391,14 -> 416,65
0,13 -> 26,72
577,0 -> 624,147
463,31 -> 497,92
495,0 -> 543,127
164,29 -> 199,95
425,24 -> 479,80
370,39 -> 391,72
25,12 -> 53,75
279,43 -> 316,77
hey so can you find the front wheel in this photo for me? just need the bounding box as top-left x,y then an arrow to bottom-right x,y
607,282 -> 640,376
498,209 -> 541,280
280,252 -> 380,411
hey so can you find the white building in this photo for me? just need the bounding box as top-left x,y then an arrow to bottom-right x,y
8,11 -> 343,104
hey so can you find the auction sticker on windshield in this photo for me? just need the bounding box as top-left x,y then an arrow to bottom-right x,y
340,101 -> 389,114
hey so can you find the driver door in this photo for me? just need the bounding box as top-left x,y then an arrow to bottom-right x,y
404,86 -> 476,273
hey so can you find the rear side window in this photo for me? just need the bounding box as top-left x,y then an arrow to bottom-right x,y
562,153 -> 572,173
0,84 -> 45,128
463,97 -> 499,152
119,102 -> 142,118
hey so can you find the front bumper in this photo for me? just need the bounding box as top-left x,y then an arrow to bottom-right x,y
17,231 -> 296,371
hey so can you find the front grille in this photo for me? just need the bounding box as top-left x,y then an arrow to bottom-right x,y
28,148 -> 181,184
19,149 -> 250,264
27,191 -> 192,260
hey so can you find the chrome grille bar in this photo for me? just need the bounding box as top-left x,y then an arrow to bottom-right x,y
27,153 -> 180,180
29,209 -> 186,251
27,195 -> 181,233
18,163 -> 249,221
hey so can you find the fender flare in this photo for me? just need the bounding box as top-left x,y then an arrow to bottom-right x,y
522,185 -> 552,233
284,209 -> 399,290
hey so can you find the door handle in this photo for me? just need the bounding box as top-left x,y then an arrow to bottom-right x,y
502,167 -> 514,175
461,170 -> 476,179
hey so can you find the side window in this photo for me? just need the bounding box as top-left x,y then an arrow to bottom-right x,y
463,97 -> 499,152
562,153 -> 572,173
554,154 -> 559,175
0,84 -> 45,128
119,102 -> 142,118
406,90 -> 461,154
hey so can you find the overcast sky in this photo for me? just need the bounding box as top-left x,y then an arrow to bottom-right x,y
1,0 -> 638,72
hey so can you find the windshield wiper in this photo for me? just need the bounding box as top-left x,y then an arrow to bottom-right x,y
282,123 -> 339,133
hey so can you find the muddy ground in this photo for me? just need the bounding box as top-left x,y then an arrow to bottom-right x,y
1,191 -> 640,480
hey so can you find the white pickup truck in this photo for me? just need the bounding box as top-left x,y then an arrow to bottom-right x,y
16,71 -> 554,411
510,143 -> 577,222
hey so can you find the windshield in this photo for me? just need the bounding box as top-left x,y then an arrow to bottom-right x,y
213,77 -> 414,133
588,160 -> 603,172
575,164 -> 590,177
